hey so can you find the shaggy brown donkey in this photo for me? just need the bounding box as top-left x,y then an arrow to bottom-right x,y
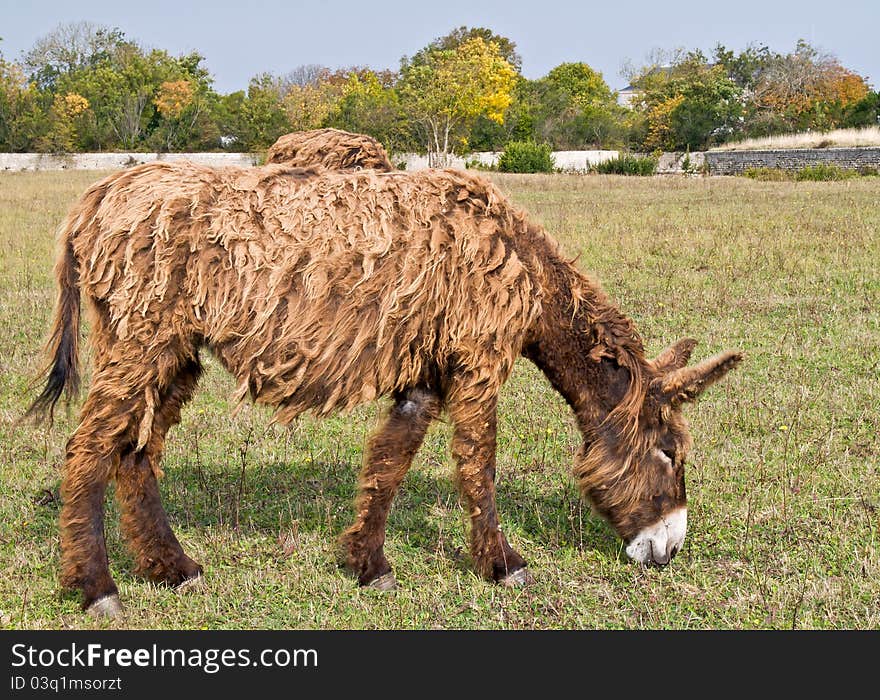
28,161 -> 741,617
265,128 -> 395,171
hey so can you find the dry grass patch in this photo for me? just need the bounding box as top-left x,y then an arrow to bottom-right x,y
710,126 -> 880,151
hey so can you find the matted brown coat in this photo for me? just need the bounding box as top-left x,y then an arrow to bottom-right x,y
28,161 -> 741,617
265,128 -> 395,171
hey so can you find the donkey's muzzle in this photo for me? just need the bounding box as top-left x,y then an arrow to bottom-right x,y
624,508 -> 687,566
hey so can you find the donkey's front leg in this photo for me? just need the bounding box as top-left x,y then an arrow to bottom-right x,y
447,395 -> 529,585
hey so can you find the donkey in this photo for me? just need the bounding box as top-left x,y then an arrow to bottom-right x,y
28,161 -> 741,617
265,128 -> 395,171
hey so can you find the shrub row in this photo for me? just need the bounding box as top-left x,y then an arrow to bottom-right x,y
742,164 -> 879,181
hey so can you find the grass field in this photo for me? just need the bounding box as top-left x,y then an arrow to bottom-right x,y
0,170 -> 877,630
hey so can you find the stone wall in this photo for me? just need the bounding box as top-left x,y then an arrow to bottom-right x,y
655,151 -> 706,173
392,150 -> 618,172
704,147 -> 880,175
6,148 -> 876,176
0,152 -> 259,171
0,150 -> 620,173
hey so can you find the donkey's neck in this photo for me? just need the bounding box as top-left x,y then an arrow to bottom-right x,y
521,236 -> 646,433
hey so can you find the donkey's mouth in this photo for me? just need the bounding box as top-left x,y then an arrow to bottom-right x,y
624,508 -> 687,566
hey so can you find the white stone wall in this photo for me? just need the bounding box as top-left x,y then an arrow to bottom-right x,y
392,150 -> 619,172
0,150 -> 620,173
0,152 -> 260,171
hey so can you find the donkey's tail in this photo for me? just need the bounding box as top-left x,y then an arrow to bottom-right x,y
26,226 -> 81,424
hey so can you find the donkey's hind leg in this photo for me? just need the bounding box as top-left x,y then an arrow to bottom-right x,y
114,358 -> 203,589
339,388 -> 440,588
59,362 -> 159,616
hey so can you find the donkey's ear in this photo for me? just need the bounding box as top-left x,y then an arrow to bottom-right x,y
657,350 -> 743,404
651,337 -> 698,372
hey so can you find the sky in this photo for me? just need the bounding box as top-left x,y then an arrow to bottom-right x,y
1,0 -> 877,92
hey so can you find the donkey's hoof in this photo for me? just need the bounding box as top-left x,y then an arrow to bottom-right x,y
500,567 -> 533,588
86,594 -> 123,619
366,572 -> 398,591
174,573 -> 204,594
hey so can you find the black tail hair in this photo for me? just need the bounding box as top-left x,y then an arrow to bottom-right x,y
26,236 -> 81,424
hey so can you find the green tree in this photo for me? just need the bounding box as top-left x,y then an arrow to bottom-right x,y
713,43 -> 773,90
238,73 -> 291,150
843,91 -> 880,127
282,76 -> 343,132
17,22 -> 223,152
523,63 -> 625,149
23,21 -> 127,90
545,62 -> 615,108
406,26 -> 522,73
0,55 -> 46,151
327,70 -> 411,152
399,36 -> 516,164
468,75 -> 538,151
630,52 -> 743,150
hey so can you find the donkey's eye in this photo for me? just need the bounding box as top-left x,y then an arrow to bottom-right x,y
661,449 -> 676,465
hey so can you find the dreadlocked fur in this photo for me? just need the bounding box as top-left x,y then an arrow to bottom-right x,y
32,160 -> 650,459
265,128 -> 395,171
28,159 -> 740,613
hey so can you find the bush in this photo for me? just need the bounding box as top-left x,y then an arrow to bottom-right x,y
741,164 -> 865,181
497,141 -> 555,173
794,164 -> 856,181
742,167 -> 789,181
464,157 -> 495,171
593,154 -> 657,176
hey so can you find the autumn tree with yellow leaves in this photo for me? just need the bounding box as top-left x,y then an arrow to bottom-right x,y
399,36 -> 516,165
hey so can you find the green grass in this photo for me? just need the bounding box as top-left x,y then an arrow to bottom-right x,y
1,170 -> 878,629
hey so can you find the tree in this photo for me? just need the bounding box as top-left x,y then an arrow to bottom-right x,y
282,78 -> 343,132
713,43 -> 773,90
629,52 -> 743,150
0,55 -> 46,151
843,91 -> 880,127
468,75 -> 537,151
545,62 -> 615,108
327,70 -> 410,152
749,40 -> 869,132
238,74 -> 291,150
50,43 -> 220,151
37,92 -> 89,153
23,21 -> 127,90
406,26 -> 522,73
152,79 -> 201,150
533,62 -> 624,149
399,36 -> 516,165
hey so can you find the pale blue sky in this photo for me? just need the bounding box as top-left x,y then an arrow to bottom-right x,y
1,0 -> 877,92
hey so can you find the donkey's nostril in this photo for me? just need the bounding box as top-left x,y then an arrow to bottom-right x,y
649,541 -> 670,566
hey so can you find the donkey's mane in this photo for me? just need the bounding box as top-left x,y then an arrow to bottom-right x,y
518,234 -> 654,504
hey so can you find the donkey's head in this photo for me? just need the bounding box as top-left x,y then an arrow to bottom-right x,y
576,338 -> 741,566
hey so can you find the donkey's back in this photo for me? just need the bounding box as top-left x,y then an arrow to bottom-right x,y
62,161 -> 542,422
